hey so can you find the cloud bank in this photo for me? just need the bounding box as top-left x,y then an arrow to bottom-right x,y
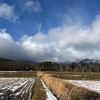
1,15 -> 100,62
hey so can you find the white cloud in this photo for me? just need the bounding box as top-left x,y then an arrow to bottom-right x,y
0,3 -> 18,22
0,29 -> 28,60
0,29 -> 12,40
23,0 -> 42,12
20,15 -> 100,62
1,15 -> 100,62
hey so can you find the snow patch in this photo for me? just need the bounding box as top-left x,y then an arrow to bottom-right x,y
66,80 -> 100,94
41,79 -> 57,100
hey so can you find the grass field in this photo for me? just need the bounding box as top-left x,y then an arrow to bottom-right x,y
0,71 -> 37,77
43,71 -> 100,80
32,77 -> 46,100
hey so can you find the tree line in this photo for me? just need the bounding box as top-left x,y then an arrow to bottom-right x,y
0,58 -> 36,71
0,58 -> 100,72
39,61 -> 100,72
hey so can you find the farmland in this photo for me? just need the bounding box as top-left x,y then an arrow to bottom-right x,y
50,71 -> 100,80
0,78 -> 35,100
40,71 -> 100,100
45,71 -> 100,94
0,71 -> 100,100
0,71 -> 46,100
0,71 -> 37,77
66,80 -> 100,94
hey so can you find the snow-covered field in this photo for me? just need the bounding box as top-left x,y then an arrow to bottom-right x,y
0,78 -> 35,100
66,80 -> 100,94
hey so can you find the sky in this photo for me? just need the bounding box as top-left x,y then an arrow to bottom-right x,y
0,0 -> 100,62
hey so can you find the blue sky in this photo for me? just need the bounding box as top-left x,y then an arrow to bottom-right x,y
0,0 -> 100,62
0,0 -> 100,40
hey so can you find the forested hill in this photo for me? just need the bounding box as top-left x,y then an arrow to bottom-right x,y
0,58 -> 100,72
39,61 -> 100,72
0,58 -> 37,71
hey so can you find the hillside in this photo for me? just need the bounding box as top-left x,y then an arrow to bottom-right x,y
0,58 -> 37,71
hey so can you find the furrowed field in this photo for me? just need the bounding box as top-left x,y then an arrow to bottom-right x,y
0,71 -> 46,100
0,78 -> 35,100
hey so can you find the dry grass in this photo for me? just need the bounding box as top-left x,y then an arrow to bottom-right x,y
32,77 -> 46,100
43,71 -> 100,80
0,71 -> 37,77
39,72 -> 100,100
